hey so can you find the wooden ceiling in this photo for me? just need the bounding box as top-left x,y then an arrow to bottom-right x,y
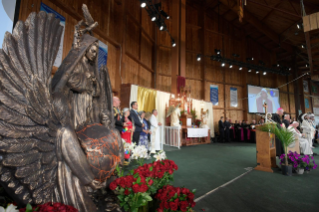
188,0 -> 319,72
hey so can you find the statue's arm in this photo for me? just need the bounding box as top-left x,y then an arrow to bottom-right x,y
61,127 -> 95,185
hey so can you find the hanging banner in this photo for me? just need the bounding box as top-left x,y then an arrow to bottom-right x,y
305,98 -> 310,109
303,80 -> 309,93
313,97 -> 319,107
312,84 -> 318,94
210,85 -> 218,106
230,87 -> 238,107
40,3 -> 65,68
98,40 -> 108,70
314,107 -> 319,115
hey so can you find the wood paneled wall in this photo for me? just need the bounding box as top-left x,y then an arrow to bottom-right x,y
17,0 -> 298,134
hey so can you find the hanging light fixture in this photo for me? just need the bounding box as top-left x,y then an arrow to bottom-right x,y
239,67 -> 243,70
229,64 -> 233,68
221,62 -> 226,67
263,71 -> 267,75
160,10 -> 170,19
248,69 -> 252,72
256,70 -> 259,74
197,54 -> 201,61
215,49 -> 221,55
140,0 -> 146,8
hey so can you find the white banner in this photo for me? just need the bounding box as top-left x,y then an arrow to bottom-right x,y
230,87 -> 238,107
187,128 -> 208,138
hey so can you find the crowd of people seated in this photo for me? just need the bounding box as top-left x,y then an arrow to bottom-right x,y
218,109 -> 318,156
113,97 -> 162,159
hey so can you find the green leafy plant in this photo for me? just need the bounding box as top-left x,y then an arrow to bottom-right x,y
258,123 -> 295,166
190,109 -> 197,120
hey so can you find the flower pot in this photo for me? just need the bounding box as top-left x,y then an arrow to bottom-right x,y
281,164 -> 292,176
296,168 -> 304,175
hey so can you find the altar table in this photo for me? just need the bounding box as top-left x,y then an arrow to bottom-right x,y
182,128 -> 210,146
187,128 -> 208,138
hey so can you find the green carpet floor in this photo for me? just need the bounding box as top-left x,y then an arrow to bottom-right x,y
165,143 -> 319,212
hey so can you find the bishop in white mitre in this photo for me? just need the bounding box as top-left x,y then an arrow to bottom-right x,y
150,109 -> 162,153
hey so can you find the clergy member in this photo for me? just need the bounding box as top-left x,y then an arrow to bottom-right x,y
288,122 -> 313,155
149,109 -> 162,153
224,117 -> 231,142
219,116 -> 225,142
272,108 -> 284,156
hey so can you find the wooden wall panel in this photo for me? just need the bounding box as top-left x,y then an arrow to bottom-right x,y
139,67 -> 152,88
141,9 -> 154,39
290,94 -> 296,114
186,53 -> 202,80
125,19 -> 140,56
205,59 -> 224,83
186,28 -> 201,52
157,76 -> 172,93
226,110 -> 244,123
157,47 -> 172,75
280,93 -> 289,113
186,79 -> 202,100
123,56 -> 139,84
140,34 -> 153,69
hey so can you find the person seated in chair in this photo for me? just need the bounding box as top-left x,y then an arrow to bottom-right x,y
288,122 -> 313,155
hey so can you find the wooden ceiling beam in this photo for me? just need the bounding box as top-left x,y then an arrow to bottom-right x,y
218,0 -> 293,53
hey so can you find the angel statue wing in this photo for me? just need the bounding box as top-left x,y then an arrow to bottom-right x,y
0,11 -> 63,206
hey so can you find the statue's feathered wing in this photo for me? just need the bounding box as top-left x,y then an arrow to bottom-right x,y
0,12 -> 63,205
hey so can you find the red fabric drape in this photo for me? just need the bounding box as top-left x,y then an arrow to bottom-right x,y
177,76 -> 185,93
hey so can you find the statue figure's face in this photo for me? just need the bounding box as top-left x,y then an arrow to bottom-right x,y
86,45 -> 98,62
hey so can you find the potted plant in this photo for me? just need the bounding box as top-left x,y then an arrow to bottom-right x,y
259,123 -> 295,176
303,155 -> 317,173
280,151 -> 307,175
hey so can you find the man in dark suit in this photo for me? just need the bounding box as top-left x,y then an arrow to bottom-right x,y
224,117 -> 231,142
219,116 -> 225,143
283,114 -> 290,128
113,96 -> 126,133
129,101 -> 144,145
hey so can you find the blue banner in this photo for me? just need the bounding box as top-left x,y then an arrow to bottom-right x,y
305,98 -> 310,109
230,87 -> 238,107
210,85 -> 218,106
98,40 -> 108,70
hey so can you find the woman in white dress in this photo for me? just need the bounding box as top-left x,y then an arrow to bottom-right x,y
288,121 -> 313,155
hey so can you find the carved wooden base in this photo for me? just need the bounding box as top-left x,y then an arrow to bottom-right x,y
181,128 -> 211,146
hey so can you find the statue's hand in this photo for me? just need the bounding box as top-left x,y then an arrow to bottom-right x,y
88,180 -> 104,190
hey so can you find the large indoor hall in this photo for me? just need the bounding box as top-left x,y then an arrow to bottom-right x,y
0,0 -> 319,212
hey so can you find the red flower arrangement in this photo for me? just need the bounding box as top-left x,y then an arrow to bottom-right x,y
19,202 -> 78,212
155,185 -> 196,212
109,159 -> 179,212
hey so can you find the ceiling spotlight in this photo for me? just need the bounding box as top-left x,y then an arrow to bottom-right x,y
277,64 -> 280,67
151,15 -> 157,21
297,23 -> 303,29
171,39 -> 176,47
248,69 -> 252,72
221,62 -> 225,67
263,71 -> 267,75
252,57 -> 254,61
247,57 -> 254,61
159,24 -> 164,31
215,49 -> 221,55
160,10 -> 170,19
239,67 -> 243,70
301,44 -> 305,49
289,67 -> 292,71
140,0 -> 146,8
306,63 -> 309,67
229,64 -> 233,68
197,54 -> 201,61
256,70 -> 259,74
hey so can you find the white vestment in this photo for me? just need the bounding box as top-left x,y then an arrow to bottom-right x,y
301,120 -> 313,148
288,126 -> 313,155
150,114 -> 161,152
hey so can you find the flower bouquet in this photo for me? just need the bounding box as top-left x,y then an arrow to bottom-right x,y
0,204 -> 18,212
110,159 -> 179,212
131,145 -> 149,166
19,202 -> 78,212
155,185 -> 196,212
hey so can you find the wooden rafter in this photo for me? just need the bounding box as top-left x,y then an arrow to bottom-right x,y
218,0 -> 293,52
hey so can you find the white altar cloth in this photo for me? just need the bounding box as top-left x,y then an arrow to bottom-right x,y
187,128 -> 208,138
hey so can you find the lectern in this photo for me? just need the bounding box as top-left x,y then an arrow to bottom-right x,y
254,130 -> 277,173
255,102 -> 277,173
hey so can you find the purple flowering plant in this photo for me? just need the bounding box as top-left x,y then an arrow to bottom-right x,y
280,151 -> 317,170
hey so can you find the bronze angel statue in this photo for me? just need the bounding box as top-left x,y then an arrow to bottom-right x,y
0,4 -> 123,212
